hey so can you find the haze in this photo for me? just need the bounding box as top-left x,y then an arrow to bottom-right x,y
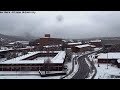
0,11 -> 120,39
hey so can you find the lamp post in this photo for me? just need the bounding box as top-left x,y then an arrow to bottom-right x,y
106,48 -> 109,69
107,52 -> 108,69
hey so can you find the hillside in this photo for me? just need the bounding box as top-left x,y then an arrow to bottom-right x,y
0,33 -> 28,45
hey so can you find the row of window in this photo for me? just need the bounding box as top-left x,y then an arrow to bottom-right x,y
0,66 -> 63,71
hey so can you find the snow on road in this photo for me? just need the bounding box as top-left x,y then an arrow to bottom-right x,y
85,58 -> 91,68
64,59 -> 79,79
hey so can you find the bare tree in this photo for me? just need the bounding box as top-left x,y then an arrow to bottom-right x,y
44,58 -> 51,74
66,48 -> 72,62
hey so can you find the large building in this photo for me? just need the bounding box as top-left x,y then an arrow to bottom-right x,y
71,44 -> 95,53
0,51 -> 66,71
33,34 -> 63,51
37,34 -> 63,46
97,52 -> 120,68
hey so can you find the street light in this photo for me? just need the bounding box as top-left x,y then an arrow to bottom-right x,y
107,52 -> 108,69
106,48 -> 109,69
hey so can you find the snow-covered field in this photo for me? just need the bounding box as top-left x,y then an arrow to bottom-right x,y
94,64 -> 120,79
89,53 -> 120,79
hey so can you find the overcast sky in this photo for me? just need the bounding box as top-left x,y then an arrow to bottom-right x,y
0,11 -> 120,39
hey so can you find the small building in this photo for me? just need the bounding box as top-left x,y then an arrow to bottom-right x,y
71,44 -> 94,53
67,42 -> 82,48
89,40 -> 102,47
97,53 -> 120,64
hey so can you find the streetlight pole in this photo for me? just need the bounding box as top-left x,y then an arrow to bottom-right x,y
107,49 -> 108,69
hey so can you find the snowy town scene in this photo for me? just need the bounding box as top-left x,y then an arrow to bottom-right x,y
0,11 -> 120,79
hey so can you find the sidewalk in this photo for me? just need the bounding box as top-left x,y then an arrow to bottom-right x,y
61,56 -> 79,79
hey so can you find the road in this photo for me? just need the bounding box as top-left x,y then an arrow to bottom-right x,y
72,49 -> 102,79
72,55 -> 90,79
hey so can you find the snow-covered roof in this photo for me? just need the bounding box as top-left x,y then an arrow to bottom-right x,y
62,40 -> 67,42
75,44 -> 91,48
68,42 -> 82,45
90,40 -> 101,42
0,49 -> 13,52
43,44 -> 62,48
0,47 -> 34,53
9,41 -> 29,45
0,50 -> 7,52
90,45 -> 96,47
98,53 -> 120,59
1,51 -> 40,63
51,51 -> 66,63
1,51 -> 66,64
9,42 -> 15,45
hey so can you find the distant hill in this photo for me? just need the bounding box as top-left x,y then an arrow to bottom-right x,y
0,33 -> 28,45
72,37 -> 120,42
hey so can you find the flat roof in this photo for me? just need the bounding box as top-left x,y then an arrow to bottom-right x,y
75,44 -> 91,48
90,40 -> 101,42
43,44 -> 62,48
98,53 -> 120,59
68,42 -> 82,45
0,51 -> 66,64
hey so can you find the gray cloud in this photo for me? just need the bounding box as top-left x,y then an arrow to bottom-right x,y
0,11 -> 120,39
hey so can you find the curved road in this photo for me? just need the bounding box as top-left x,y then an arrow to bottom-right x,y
72,55 -> 90,79
72,49 -> 103,79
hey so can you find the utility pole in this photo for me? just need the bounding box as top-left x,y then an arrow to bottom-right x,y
107,48 -> 108,69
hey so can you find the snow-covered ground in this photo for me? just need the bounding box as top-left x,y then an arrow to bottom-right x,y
0,58 -> 7,62
63,57 -> 79,79
94,64 -> 120,79
89,53 -> 120,79
65,62 -> 72,74
85,57 -> 96,79
64,54 -> 76,74
88,53 -> 97,63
